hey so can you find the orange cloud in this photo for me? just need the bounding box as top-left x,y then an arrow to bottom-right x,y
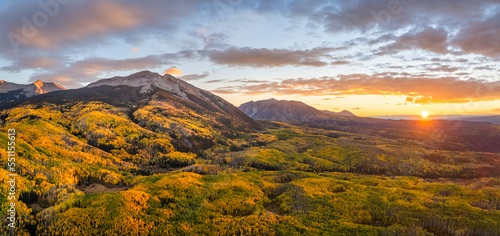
12,1 -> 147,49
132,48 -> 139,53
3,56 -> 58,71
213,74 -> 500,105
164,67 -> 183,76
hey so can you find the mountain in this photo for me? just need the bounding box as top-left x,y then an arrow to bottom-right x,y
239,98 -> 326,122
321,109 -> 356,117
86,71 -> 256,128
0,80 -> 65,104
461,115 -> 500,125
21,71 -> 258,151
87,71 -> 218,103
238,98 -> 356,122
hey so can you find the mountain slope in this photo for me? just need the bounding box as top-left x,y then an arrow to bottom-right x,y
86,71 -> 254,125
21,71 -> 258,152
239,98 -> 355,122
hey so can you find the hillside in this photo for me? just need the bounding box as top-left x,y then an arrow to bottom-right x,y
21,71 -> 259,151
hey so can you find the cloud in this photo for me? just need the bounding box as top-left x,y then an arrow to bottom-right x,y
205,47 -> 334,68
331,61 -> 350,66
214,74 -> 500,104
0,0 -> 213,53
368,34 -> 396,45
74,56 -> 167,76
452,12 -> 500,57
26,51 -> 193,87
0,0 -> 498,57
2,0 -> 148,52
132,47 -> 139,53
164,67 -> 183,76
427,65 -> 460,72
305,0 -> 500,57
2,56 -> 60,72
0,0 -> 207,87
204,79 -> 224,83
181,72 -> 209,81
322,97 -> 346,100
474,66 -> 496,71
1,0 -> 500,93
308,0 -> 496,33
230,79 -> 269,84
210,88 -> 238,94
201,32 -> 229,49
379,28 -> 449,55
398,28 -> 449,54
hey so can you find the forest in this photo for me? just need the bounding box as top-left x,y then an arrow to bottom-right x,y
1,101 -> 500,235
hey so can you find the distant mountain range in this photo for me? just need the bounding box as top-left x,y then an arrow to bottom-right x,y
460,115 -> 500,125
0,80 -> 65,104
238,98 -> 355,122
373,114 -> 500,125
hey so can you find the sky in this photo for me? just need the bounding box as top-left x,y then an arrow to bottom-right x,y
0,0 -> 499,117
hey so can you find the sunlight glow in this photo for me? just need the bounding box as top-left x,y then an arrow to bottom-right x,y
421,111 -> 430,119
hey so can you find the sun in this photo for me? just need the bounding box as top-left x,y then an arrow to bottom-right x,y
421,111 -> 430,119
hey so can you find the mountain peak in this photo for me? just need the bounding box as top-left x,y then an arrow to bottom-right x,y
33,80 -> 44,86
338,110 -> 356,117
32,80 -> 66,94
0,80 -> 66,104
87,71 -> 161,93
128,70 -> 162,78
